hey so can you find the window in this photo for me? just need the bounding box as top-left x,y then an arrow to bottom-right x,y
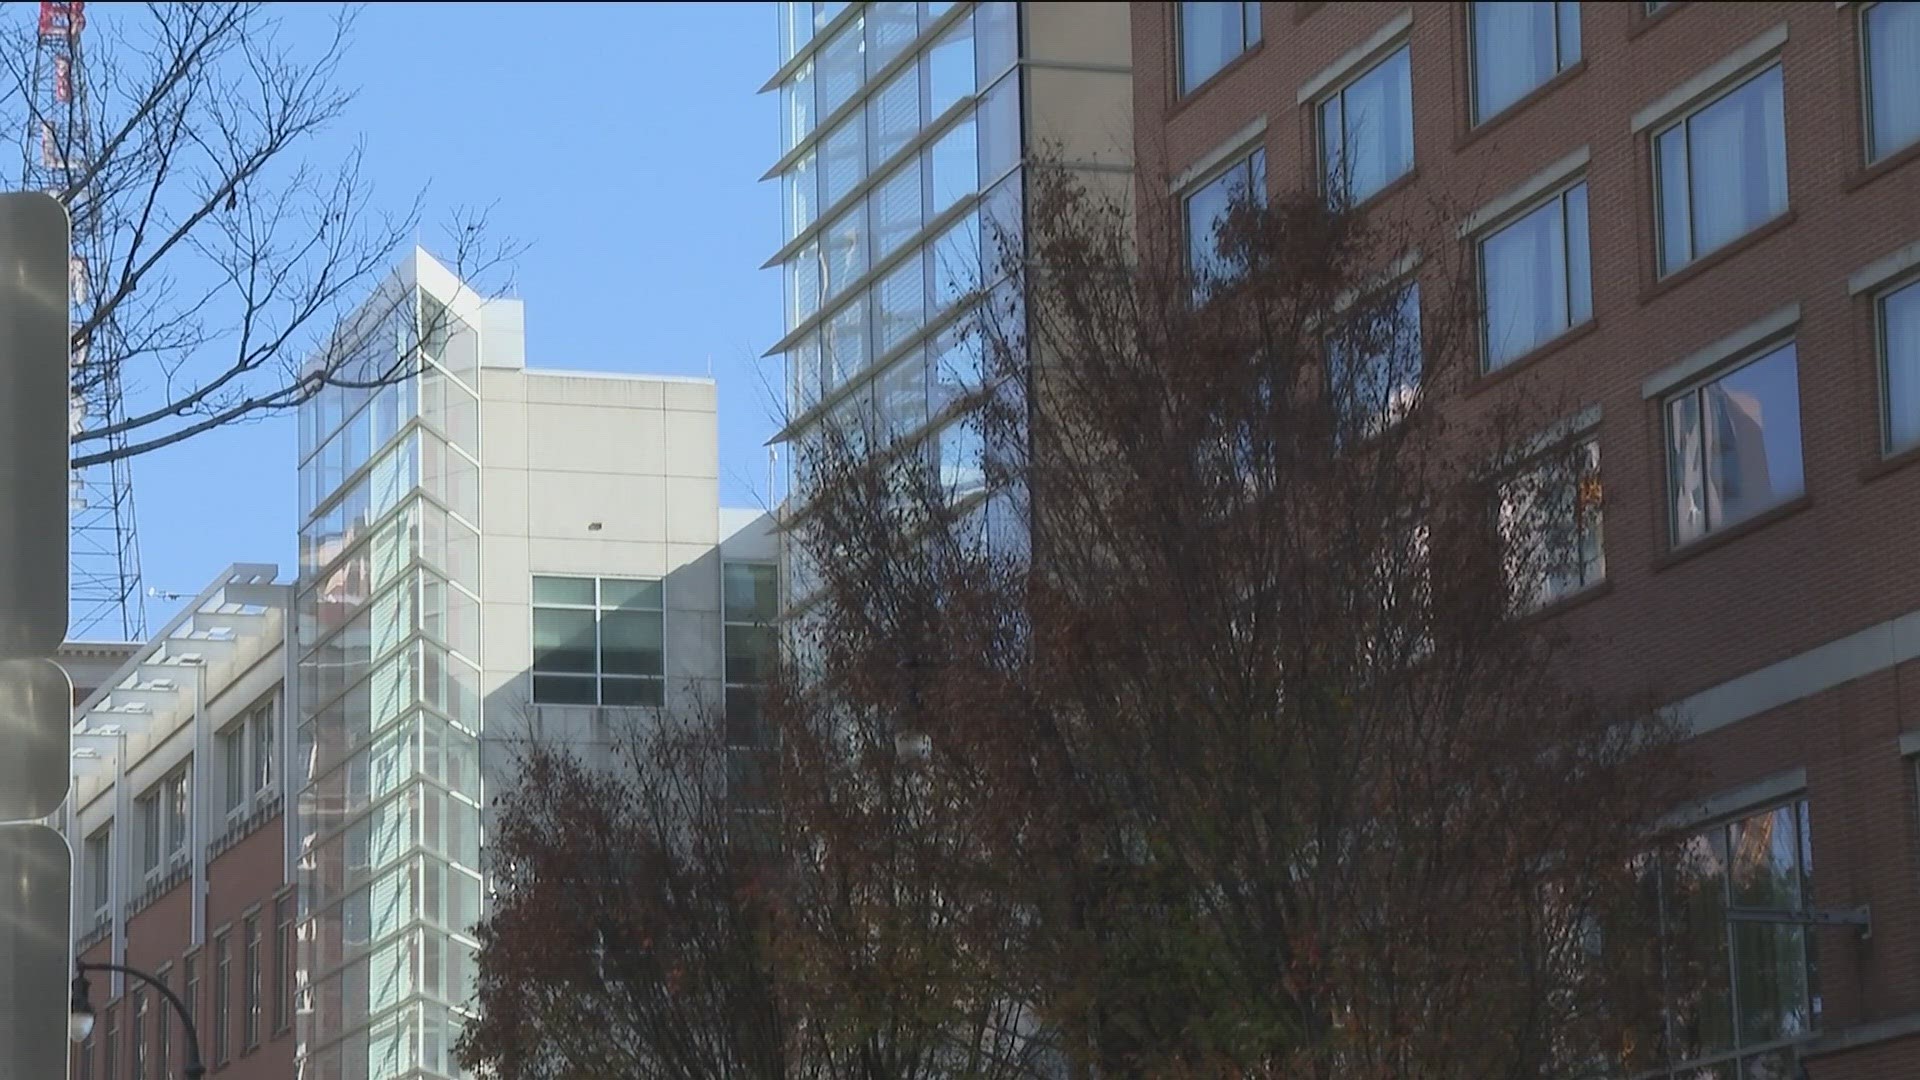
1882,277 -> 1920,451
1185,147 -> 1267,285
104,1006 -> 117,1080
1471,2 -> 1580,123
78,1020 -> 93,1080
1479,182 -> 1592,369
164,769 -> 188,869
132,989 -> 148,1080
532,577 -> 666,707
1655,64 -> 1787,275
1499,438 -> 1604,613
135,767 -> 187,885
138,790 -> 162,880
155,968 -> 171,1080
220,698 -> 277,819
244,914 -> 263,1049
183,954 -> 199,1038
85,828 -> 110,921
1645,1 -> 1671,12
1864,2 -> 1920,161
1639,799 -> 1817,1074
1329,282 -> 1422,441
212,931 -> 231,1066
1180,1 -> 1261,94
724,563 -> 780,749
1319,45 -> 1414,205
1665,341 -> 1803,546
274,895 -> 296,1033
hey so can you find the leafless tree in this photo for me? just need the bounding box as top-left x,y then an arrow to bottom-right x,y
0,2 -> 520,468
774,161 -> 1698,1079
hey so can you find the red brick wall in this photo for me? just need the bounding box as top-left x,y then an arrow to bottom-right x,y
1132,1 -> 1920,1070
71,813 -> 294,1080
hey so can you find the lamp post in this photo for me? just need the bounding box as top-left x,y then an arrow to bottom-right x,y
69,961 -> 208,1079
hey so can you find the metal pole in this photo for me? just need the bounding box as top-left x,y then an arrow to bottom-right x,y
75,960 -> 207,1079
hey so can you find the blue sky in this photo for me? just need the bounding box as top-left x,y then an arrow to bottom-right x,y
128,2 -> 784,629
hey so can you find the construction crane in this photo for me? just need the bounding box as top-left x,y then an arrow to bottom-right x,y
23,1 -> 146,641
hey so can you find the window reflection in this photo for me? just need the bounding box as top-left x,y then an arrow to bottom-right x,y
1471,2 -> 1580,122
1666,342 -> 1803,545
1185,147 -> 1266,285
1320,46 -> 1413,205
1479,182 -> 1591,368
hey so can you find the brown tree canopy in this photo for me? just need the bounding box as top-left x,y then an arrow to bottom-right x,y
463,166 -> 1708,1080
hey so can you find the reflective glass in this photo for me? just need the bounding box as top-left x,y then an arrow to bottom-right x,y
1867,1 -> 1920,160
1471,2 -> 1578,122
1883,280 -> 1920,450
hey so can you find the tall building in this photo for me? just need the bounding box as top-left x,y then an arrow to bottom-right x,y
67,250 -> 779,1080
1137,3 -> 1919,1078
765,0 -> 1134,608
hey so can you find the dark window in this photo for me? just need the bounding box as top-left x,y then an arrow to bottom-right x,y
212,933 -> 231,1065
531,577 -> 666,706
244,915 -> 263,1048
274,896 -> 296,1033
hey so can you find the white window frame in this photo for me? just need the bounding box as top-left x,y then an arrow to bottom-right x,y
219,696 -> 279,827
1652,62 -> 1789,275
84,828 -> 111,925
530,576 -> 668,708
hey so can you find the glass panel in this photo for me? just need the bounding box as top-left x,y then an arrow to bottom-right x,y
825,295 -> 870,390
601,578 -> 663,610
532,576 -> 594,606
789,332 -> 823,417
531,610 -> 595,674
1701,343 -> 1803,531
724,563 -> 780,622
531,675 -> 596,705
872,159 -> 923,261
1669,390 -> 1706,545
1734,923 -> 1812,1046
928,14 -> 976,120
1472,2 -> 1563,121
1182,2 -> 1249,94
876,351 -> 929,444
868,62 -> 921,169
1556,2 -> 1581,67
1667,829 -> 1736,1061
1884,280 -> 1920,451
782,61 -> 816,153
822,114 -> 866,211
787,241 -> 822,330
726,625 -> 779,683
1564,181 -> 1592,323
1324,46 -> 1413,204
1682,66 -> 1788,265
601,611 -> 664,677
978,71 -> 1022,184
602,678 -> 665,708
866,1 -> 918,77
1480,187 -> 1578,368
1331,283 -> 1422,442
929,116 -> 980,217
937,417 -> 987,497
931,322 -> 984,415
822,203 -> 868,297
874,258 -> 926,356
976,1 -> 1018,86
929,212 -> 982,313
1867,0 -> 1920,160
783,151 -> 819,242
1656,123 -> 1692,274
817,14 -> 866,118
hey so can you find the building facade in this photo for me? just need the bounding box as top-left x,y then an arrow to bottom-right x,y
67,251 -> 778,1080
1137,2 -> 1919,1077
765,0 -> 1133,611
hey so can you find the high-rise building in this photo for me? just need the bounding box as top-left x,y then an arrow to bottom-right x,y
1135,3 -> 1918,1077
67,249 -> 778,1080
765,1 -> 1134,608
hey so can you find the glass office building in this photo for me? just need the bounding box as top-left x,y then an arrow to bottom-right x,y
293,253 -> 485,1080
767,1 -> 1133,605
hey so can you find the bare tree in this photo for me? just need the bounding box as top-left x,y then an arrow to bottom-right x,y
0,3 -> 519,468
774,163 -> 1696,1079
458,712 -> 798,1080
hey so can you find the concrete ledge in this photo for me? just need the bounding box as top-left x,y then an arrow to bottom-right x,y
1630,23 -> 1788,134
1640,304 -> 1800,399
1659,767 -> 1806,831
1802,1012 -> 1920,1059
1848,239 -> 1920,296
1458,148 -> 1588,237
1676,606 -> 1920,737
1296,9 -> 1413,105
1172,117 -> 1269,193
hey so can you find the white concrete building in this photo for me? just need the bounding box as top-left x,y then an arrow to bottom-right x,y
288,248 -> 775,1080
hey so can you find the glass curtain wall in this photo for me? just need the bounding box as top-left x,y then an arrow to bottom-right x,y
772,1 -> 1024,608
294,280 -> 484,1080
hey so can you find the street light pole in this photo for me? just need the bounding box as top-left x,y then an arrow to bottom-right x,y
70,961 -> 208,1079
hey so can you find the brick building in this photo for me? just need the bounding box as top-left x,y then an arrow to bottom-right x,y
1136,2 -> 1919,1077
